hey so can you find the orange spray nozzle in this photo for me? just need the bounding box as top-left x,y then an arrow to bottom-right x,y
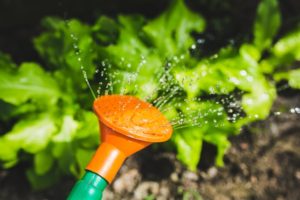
86,95 -> 173,183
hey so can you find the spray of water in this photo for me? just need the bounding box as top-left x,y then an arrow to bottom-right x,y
66,23 -> 300,133
69,30 -> 96,99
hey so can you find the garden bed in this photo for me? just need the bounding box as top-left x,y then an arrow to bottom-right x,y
1,94 -> 299,200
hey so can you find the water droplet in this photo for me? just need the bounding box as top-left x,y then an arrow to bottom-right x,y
229,77 -> 240,84
239,70 -> 247,76
274,111 -> 281,116
197,39 -> 205,44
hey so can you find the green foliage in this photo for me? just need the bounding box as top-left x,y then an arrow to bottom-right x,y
0,42 -> 99,188
0,0 -> 300,188
254,0 -> 281,51
272,26 -> 300,66
0,62 -> 61,105
98,0 -> 205,99
274,69 -> 300,89
143,0 -> 205,56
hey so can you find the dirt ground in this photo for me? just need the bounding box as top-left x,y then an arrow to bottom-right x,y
0,93 -> 299,200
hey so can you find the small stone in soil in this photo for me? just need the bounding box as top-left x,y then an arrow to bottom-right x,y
113,169 -> 141,193
103,189 -> 114,200
295,170 -> 300,180
207,167 -> 218,178
134,181 -> 159,200
170,172 -> 179,182
157,182 -> 170,200
182,171 -> 198,181
240,142 -> 249,150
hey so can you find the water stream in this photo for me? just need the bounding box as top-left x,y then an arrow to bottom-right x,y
66,22 -> 300,134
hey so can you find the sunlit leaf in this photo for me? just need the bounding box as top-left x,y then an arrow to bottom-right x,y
254,0 -> 281,51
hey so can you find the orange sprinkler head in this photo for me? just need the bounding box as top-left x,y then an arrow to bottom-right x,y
86,95 -> 173,183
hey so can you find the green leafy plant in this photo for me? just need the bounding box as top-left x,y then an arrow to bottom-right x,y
0,31 -> 100,188
0,0 -> 300,188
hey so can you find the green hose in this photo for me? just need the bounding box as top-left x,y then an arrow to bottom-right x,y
67,171 -> 108,200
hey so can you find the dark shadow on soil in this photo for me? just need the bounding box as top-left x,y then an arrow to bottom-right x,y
138,148 -> 175,181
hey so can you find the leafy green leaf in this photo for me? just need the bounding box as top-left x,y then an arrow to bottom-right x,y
241,83 -> 276,119
274,69 -> 300,89
34,150 -> 54,175
254,0 -> 281,51
203,132 -> 231,166
0,138 -> 18,167
34,17 -> 97,79
26,168 -> 60,190
102,15 -> 163,99
0,114 -> 57,166
92,16 -> 119,45
143,0 -> 205,56
173,127 -> 203,171
273,27 -> 300,62
0,62 -> 61,105
286,69 -> 300,89
0,52 -> 16,70
173,46 -> 276,119
74,148 -> 95,177
168,100 -> 236,169
74,111 -> 99,150
52,115 -> 79,142
101,0 -> 205,100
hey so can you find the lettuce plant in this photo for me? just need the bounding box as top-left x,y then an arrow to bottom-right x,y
0,0 -> 300,188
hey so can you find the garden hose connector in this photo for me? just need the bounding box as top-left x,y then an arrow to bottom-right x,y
67,95 -> 173,200
67,171 -> 107,200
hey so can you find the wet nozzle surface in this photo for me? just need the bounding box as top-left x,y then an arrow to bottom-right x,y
93,95 -> 173,142
86,95 -> 173,183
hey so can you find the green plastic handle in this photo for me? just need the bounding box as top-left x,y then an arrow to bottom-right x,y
67,171 -> 108,200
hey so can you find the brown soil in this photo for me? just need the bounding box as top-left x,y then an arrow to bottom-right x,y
0,95 -> 299,200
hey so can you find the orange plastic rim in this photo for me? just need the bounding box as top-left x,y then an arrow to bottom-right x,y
93,95 -> 173,143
